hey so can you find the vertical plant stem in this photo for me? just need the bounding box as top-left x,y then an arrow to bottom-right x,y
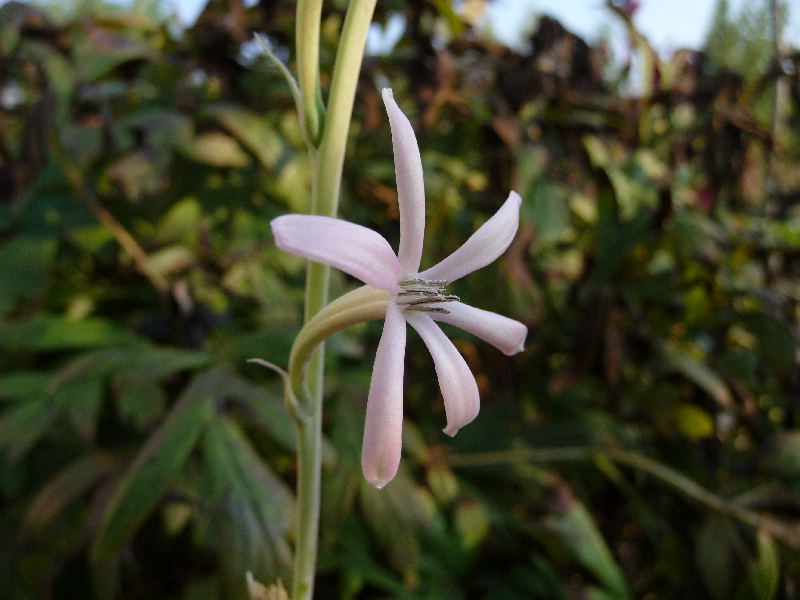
291,1 -> 377,599
296,0 -> 323,144
769,0 -> 788,153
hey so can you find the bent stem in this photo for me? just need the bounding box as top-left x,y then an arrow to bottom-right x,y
291,1 -> 377,599
448,446 -> 800,550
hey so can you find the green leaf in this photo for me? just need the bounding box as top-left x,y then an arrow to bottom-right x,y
0,316 -> 142,351
737,531 -> 779,600
738,312 -> 796,375
662,345 -> 732,407
454,498 -> 490,551
543,485 -> 631,599
180,132 -> 251,167
696,516 -> 737,600
0,236 -> 56,316
202,104 -> 283,168
358,469 -> 429,584
57,374 -> 105,442
25,451 -> 120,533
0,396 -> 57,462
202,417 -> 293,591
90,371 -> 217,562
0,371 -> 51,402
763,430 -> 800,477
113,382 -> 167,429
73,26 -> 153,81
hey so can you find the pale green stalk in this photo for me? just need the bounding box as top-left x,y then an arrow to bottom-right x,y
296,0 -> 323,144
448,446 -> 800,550
291,1 -> 377,599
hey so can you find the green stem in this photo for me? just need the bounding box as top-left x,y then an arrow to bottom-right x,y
296,0 -> 323,144
448,446 -> 800,550
316,0 -> 377,217
291,1 -> 377,599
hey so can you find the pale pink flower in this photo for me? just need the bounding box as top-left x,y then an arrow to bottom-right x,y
272,89 -> 527,488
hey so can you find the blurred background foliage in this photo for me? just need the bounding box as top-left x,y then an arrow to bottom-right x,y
0,0 -> 799,598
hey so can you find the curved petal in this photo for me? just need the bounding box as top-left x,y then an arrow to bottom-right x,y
271,214 -> 402,291
383,88 -> 425,274
405,312 -> 479,437
361,302 -> 407,489
419,191 -> 522,283
431,302 -> 527,356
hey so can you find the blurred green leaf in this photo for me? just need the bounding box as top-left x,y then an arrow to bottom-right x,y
202,417 -> 293,592
180,132 -> 251,167
90,370 -> 217,561
0,371 -> 50,402
543,484 -> 631,600
113,382 -> 167,429
454,498 -> 490,551
737,531 -> 779,600
0,236 -> 56,316
202,104 -> 283,168
57,373 -> 104,441
0,316 -> 142,351
738,312 -> 796,375
762,430 -> 800,477
24,451 -> 120,533
73,26 -> 153,81
0,396 -> 57,462
696,516 -> 737,600
662,345 -> 732,407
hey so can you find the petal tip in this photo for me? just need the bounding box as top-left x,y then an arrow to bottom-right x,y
370,478 -> 390,490
503,325 -> 528,356
381,87 -> 394,101
442,425 -> 459,437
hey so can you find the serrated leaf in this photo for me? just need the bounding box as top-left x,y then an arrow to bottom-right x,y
90,371 -> 217,562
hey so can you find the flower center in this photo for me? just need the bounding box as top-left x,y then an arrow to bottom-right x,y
395,278 -> 459,313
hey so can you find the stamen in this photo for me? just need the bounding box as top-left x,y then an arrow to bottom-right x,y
396,278 -> 459,313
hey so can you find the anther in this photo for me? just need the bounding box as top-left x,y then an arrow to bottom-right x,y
396,278 -> 458,313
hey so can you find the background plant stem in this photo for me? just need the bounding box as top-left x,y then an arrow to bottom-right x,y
448,446 -> 800,550
291,1 -> 377,598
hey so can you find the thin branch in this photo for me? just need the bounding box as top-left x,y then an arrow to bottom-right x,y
49,135 -> 169,294
449,445 -> 800,549
254,33 -> 312,150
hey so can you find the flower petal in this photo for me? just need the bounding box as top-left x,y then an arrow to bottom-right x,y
431,302 -> 527,356
419,191 -> 522,283
405,312 -> 479,437
361,302 -> 407,489
383,88 -> 425,274
271,214 -> 402,291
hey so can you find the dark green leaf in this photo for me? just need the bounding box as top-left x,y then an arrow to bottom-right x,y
90,371 -> 217,561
